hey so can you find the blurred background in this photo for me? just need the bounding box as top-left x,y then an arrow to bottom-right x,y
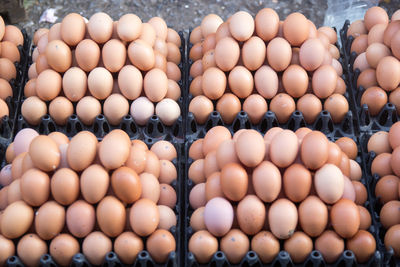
0,0 -> 398,37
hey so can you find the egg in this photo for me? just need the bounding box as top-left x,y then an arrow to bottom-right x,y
88,67 -> 113,100
155,98 -> 181,126
128,40 -> 155,71
283,163 -> 312,202
49,96 -> 74,125
242,94 -> 268,124
220,229 -> 250,264
0,58 -> 15,81
360,86 -> 387,116
1,201 -> 33,239
241,36 -> 266,71
129,198 -> 159,236
269,198 -> 298,239
371,152 -> 393,177
67,131 -> 98,171
167,28 -> 181,47
299,38 -> 325,71
284,231 -> 313,263
51,169 -> 79,206
204,197 -> 233,236
82,231 -> 112,265
49,234 -> 79,267
130,96 -> 155,125
75,39 -> 100,71
34,201 -> 65,241
236,195 -> 266,235
255,8 -> 279,41
148,17 -> 168,40
297,93 -> 322,124
254,66 -> 279,99
158,183 -> 177,208
1,41 -> 20,63
157,205 -> 176,230
116,13 -> 142,42
144,150 -> 161,177
358,205 -> 372,230
66,200 -> 95,238
96,196 -> 126,237
314,164 -> 344,204
267,37 -> 292,71
13,128 -> 39,156
114,232 -> 143,264
146,229 -> 176,263
190,26 -> 203,44
364,6 -> 388,30
347,230 -> 376,263
324,94 -> 349,123
200,14 -> 223,37
384,224 -> 400,257
229,11 -> 254,42
36,69 -> 62,101
315,230 -> 344,263
190,207 -> 206,231
251,230 -> 279,263
99,129 -> 131,170
139,172 -> 160,203
76,96 -> 102,125
282,64 -> 308,98
298,195 -> 328,237
330,199 -> 360,238
60,13 -> 85,46
380,200 -> 400,229
270,129 -> 298,168
188,230 -> 218,264
376,56 -> 400,91
269,93 -> 296,123
20,168 -> 50,206
17,234 -> 47,267
7,180 -> 22,204
220,163 -> 248,201
188,159 -> 205,184
0,235 -> 15,266
375,175 -> 399,204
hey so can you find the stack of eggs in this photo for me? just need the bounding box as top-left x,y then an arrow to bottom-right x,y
0,17 -> 24,120
23,12 -> 182,128
367,122 -> 400,257
0,128 -> 178,266
188,9 -> 348,126
349,7 -> 400,116
187,126 -> 375,264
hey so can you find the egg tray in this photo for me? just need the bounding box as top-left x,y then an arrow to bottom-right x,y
339,20 -> 399,134
185,107 -> 355,142
358,133 -> 400,267
0,29 -> 30,144
183,131 -> 382,267
16,31 -> 187,143
1,139 -> 185,267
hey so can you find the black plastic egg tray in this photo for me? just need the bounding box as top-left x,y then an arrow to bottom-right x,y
183,121 -> 382,267
0,28 -> 30,145
340,20 -> 400,134
358,133 -> 400,267
2,138 -> 185,267
14,31 -> 187,144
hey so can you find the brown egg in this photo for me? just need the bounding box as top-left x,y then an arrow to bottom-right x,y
330,199 -> 360,238
241,36 -> 266,71
228,66 -> 253,99
45,40 -> 72,72
213,37 -> 241,73
75,39 -> 100,71
1,41 -> 20,63
312,65 -> 337,98
250,230 -> 279,263
143,68 -> 168,102
251,160 -> 281,202
34,201 -> 65,240
315,230 -> 344,263
375,175 -> 399,204
96,196 -> 126,237
384,224 -> 400,257
301,131 -> 329,169
269,129 -> 298,168
324,93 -> 349,123
283,164 -> 312,202
67,131 -> 98,171
21,96 -> 47,125
282,64 -> 308,98
204,150 -> 219,178
146,229 -> 176,263
376,56 -> 400,92
111,166 -> 141,203
49,234 -> 79,267
368,131 -> 391,154
367,23 -> 387,45
348,20 -> 367,37
269,93 -> 296,123
103,93 -> 129,125
299,38 -> 325,71
113,232 -> 143,265
200,14 -> 223,37
156,160 -> 176,184
82,231 -> 112,265
254,8 -> 279,41
35,54 -> 49,74
190,207 -> 206,231
51,168 -> 79,205
335,137 -> 357,160
360,86 -> 387,116
17,234 -> 47,267
158,183 -> 177,208
371,152 -> 393,177
254,65 -> 279,99
0,58 -> 15,82
189,230 -> 218,264
358,205 -> 372,230
188,159 -> 205,184
284,231 -> 313,263
236,195 -> 266,235
87,67 -> 113,100
36,68 -> 62,101
353,52 -> 370,71
0,234 -> 14,266
130,198 -> 159,236
299,195 -> 328,237
202,126 -> 231,155
389,122 -> 400,149
220,229 -> 249,264
80,164 -> 109,204
190,26 -> 203,44
351,34 -> 368,54
189,42 -> 202,61
1,200 -> 34,239
229,11 -> 254,42
125,145 -> 147,175
296,94 -> 322,124
144,150 -> 161,178
347,230 -> 376,263
220,163 -> 248,201
150,140 -> 176,161
99,129 -> 131,170
20,168 -> 50,207
0,78 -> 12,100
76,96 -> 102,125
157,205 -> 176,230
357,68 -> 377,89
101,39 -> 126,73
235,129 -> 265,167
283,12 -> 309,46
352,181 -> 367,205
3,25 -> 23,46
87,12 -> 113,43
268,198 -> 298,239
33,28 -> 48,46
364,6 -> 389,30
37,33 -> 48,54
189,139 -> 204,160
267,37 -> 292,71
127,40 -> 155,71
189,182 -> 206,209
139,172 -> 160,203
48,96 -> 73,125
66,200 -> 95,238
380,200 -> 400,229
242,94 -> 267,124
390,88 -> 400,115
